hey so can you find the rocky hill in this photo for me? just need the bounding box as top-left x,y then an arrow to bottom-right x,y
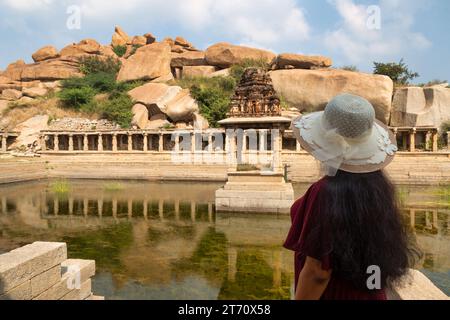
1,25 -> 449,153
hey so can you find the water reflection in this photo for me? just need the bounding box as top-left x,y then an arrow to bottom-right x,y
0,180 -> 449,298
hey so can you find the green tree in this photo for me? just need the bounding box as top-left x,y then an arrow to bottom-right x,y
373,58 -> 419,85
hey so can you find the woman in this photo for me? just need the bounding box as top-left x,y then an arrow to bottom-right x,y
284,93 -> 420,300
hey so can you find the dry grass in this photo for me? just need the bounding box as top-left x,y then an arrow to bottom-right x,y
1,96 -> 100,130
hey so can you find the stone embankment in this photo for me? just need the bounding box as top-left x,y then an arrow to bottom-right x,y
0,242 -> 103,300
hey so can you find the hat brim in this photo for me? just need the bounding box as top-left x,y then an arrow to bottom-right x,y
291,112 -> 396,173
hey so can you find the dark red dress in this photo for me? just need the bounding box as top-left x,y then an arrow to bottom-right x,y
283,177 -> 387,300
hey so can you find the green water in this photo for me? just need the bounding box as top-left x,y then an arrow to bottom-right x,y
0,179 -> 449,299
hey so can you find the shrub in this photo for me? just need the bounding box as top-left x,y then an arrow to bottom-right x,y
96,92 -> 134,128
112,45 -> 127,58
78,56 -> 121,75
341,65 -> 359,72
58,87 -> 96,108
84,72 -> 117,93
373,58 -> 419,85
130,44 -> 143,56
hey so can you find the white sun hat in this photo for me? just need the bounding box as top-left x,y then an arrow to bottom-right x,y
292,93 -> 398,175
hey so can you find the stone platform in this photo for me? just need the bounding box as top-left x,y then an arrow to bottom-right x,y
215,170 -> 294,214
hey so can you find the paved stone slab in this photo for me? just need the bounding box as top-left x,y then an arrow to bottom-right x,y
0,242 -> 67,294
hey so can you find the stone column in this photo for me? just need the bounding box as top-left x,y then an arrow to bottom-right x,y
227,247 -> 237,282
127,199 -> 132,219
54,134 -> 59,151
174,199 -> 180,221
174,133 -> 180,152
208,203 -> 213,224
69,197 -> 74,215
208,133 -> 213,153
432,130 -> 438,152
158,199 -> 164,220
41,135 -> 47,152
83,198 -> 88,216
447,131 -> 450,150
191,132 -> 196,153
128,133 -> 133,151
1,135 -> 6,152
158,133 -> 164,152
143,133 -> 148,152
83,134 -> 89,151
53,198 -> 59,215
409,129 -> 416,152
190,201 -> 196,222
98,133 -> 103,152
98,199 -> 103,217
112,198 -> 117,219
143,199 -> 148,220
112,134 -> 118,152
68,134 -> 74,152
1,196 -> 7,214
296,140 -> 301,152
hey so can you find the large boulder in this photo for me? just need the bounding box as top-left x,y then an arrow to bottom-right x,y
171,51 -> 206,68
182,66 -> 216,78
20,57 -> 82,81
193,112 -> 209,130
131,36 -> 147,47
116,43 -> 171,82
22,86 -> 48,98
146,114 -> 170,130
128,82 -> 199,122
2,60 -> 26,81
111,26 -> 130,47
0,99 -> 10,114
205,42 -> 276,68
32,46 -> 60,62
1,89 -> 22,100
131,103 -> 149,129
60,39 -> 101,56
144,33 -> 156,45
170,51 -> 207,68
269,69 -> 394,123
390,86 -> 450,127
11,115 -> 49,150
274,53 -> 332,69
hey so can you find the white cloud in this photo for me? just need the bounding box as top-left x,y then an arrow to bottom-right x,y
1,0 -> 53,11
324,0 -> 431,64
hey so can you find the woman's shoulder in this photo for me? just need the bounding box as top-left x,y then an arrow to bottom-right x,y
290,177 -> 329,219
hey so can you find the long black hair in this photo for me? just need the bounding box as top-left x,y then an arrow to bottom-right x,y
310,170 -> 421,290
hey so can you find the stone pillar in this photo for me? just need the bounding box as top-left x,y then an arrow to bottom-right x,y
143,199 -> 148,220
259,130 -> 267,151
128,133 -> 133,151
158,199 -> 164,220
68,134 -> 74,152
98,199 -> 103,217
208,133 -> 213,153
143,134 -> 148,152
54,134 -> 59,152
174,133 -> 180,152
208,203 -> 213,224
174,199 -> 180,221
83,134 -> 89,151
190,201 -> 196,222
83,198 -> 88,216
112,134 -> 118,152
432,130 -> 438,152
98,134 -> 103,152
228,247 -> 237,282
410,209 -> 415,228
41,135 -> 47,152
273,250 -> 282,288
191,132 -> 196,153
409,129 -> 416,152
158,134 -> 164,152
112,198 -> 117,219
53,198 -> 59,215
1,196 -> 7,214
127,199 -> 132,219
447,131 -> 450,150
1,135 -> 6,152
69,197 -> 74,215
296,140 -> 301,152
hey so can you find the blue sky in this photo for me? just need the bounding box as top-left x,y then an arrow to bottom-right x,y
0,0 -> 449,83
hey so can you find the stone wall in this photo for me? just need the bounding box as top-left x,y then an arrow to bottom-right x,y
0,242 -> 103,300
